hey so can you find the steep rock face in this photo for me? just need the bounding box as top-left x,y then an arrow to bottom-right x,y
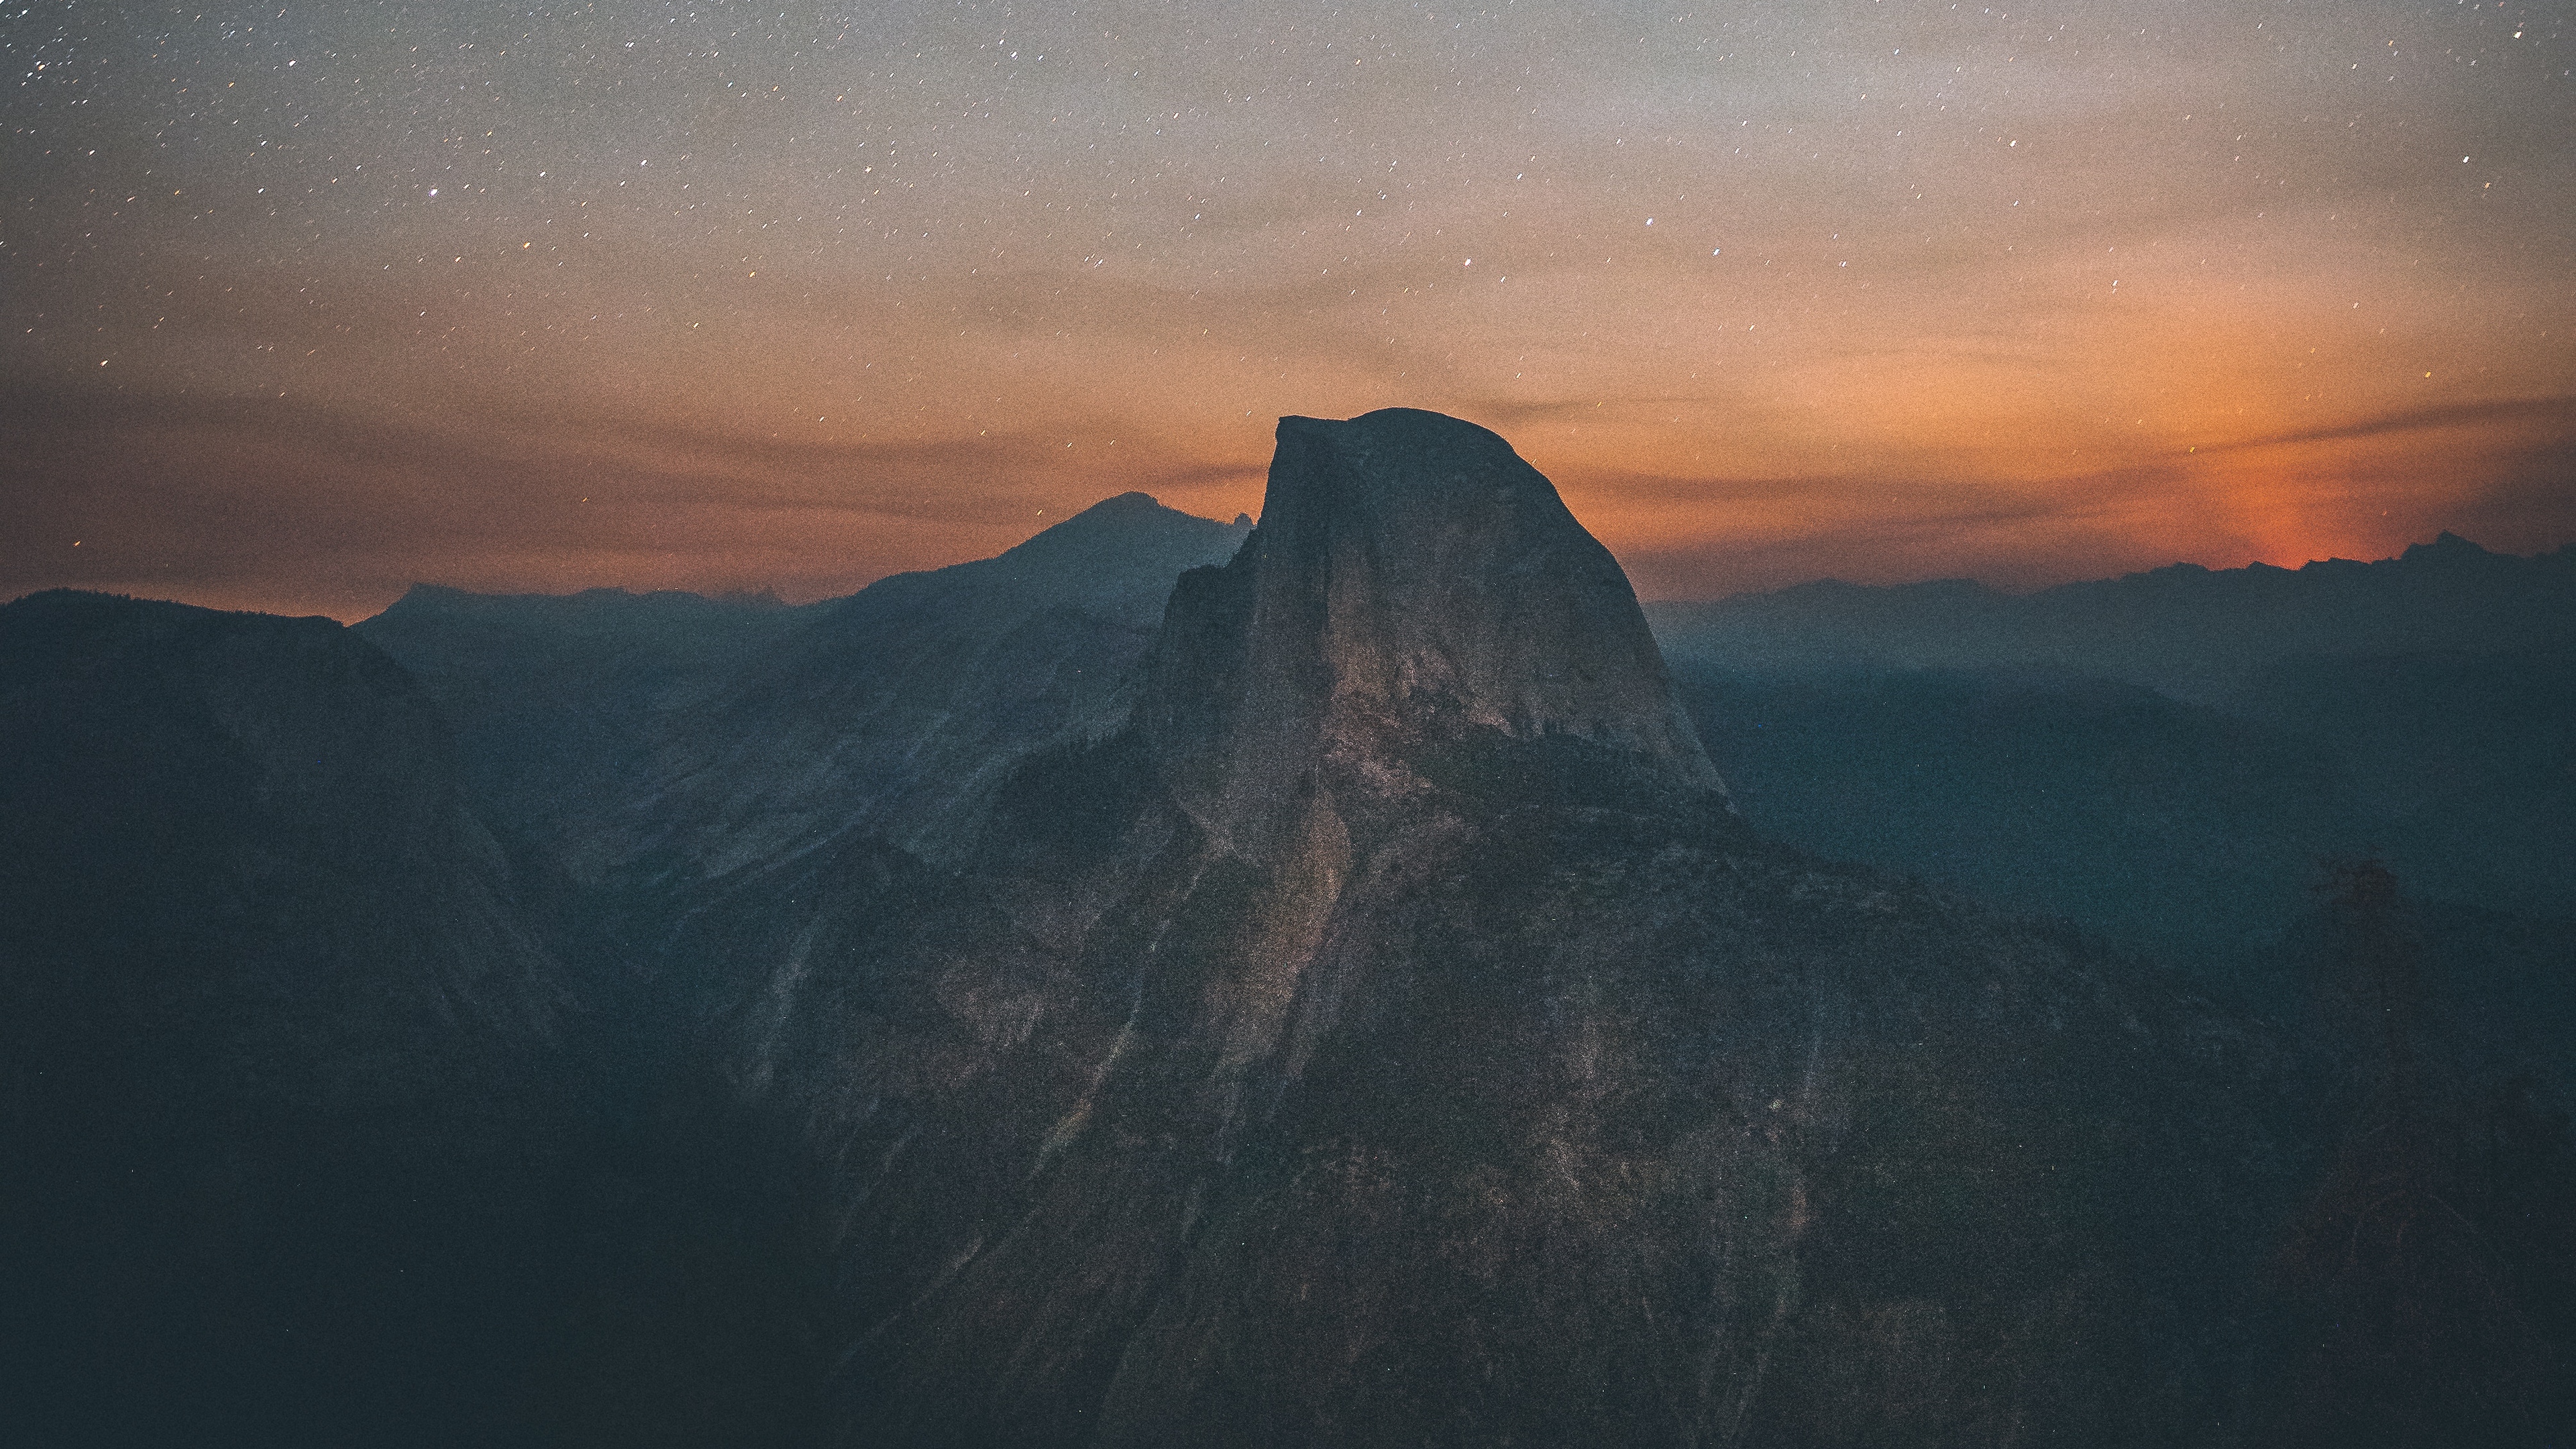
698,414 -> 2290,1446
0,591 -> 578,1444
1148,409 -> 1719,862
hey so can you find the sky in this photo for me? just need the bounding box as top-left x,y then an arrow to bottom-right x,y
5,0 -> 2571,619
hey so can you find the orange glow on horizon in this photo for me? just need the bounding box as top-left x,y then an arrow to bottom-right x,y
7,0 -> 2569,618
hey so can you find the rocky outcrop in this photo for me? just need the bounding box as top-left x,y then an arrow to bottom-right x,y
690,413 -> 2292,1446
1145,408 -> 1721,863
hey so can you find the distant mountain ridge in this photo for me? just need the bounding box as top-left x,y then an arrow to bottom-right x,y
1646,530 -> 2576,1124
1648,531 -> 2576,702
641,490 -> 1254,877
357,582 -> 812,869
356,492 -> 1252,880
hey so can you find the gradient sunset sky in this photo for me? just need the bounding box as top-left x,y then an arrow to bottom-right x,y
6,0 -> 2571,619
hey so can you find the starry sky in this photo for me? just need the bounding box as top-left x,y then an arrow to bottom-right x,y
5,0 -> 2571,619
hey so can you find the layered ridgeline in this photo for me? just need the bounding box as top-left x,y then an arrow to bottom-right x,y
354,583 -> 810,879
356,494 -> 1250,883
340,496 -> 1254,1440
694,411 -> 2294,1445
0,592 -> 578,1445
645,491 -> 1251,878
1646,533 -> 2576,704
1647,534 -> 2576,936
15,413 -> 2563,1444
1646,535 -> 2576,1114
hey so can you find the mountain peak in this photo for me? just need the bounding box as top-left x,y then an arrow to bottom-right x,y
1146,409 -> 1721,857
983,491 -> 1248,577
2402,529 -> 2493,564
1074,489 -> 1165,517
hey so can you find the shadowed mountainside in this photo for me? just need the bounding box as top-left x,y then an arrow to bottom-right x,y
644,490 -> 1252,879
1647,539 -> 2576,1117
678,411 -> 2299,1445
0,590 -> 580,1445
8,416 -> 2569,1446
355,584 -> 809,877
357,494 -> 1252,886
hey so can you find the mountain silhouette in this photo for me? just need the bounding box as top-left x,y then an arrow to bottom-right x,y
672,411 -> 2288,1444
1647,530 -> 2576,704
7,417 -> 2569,1446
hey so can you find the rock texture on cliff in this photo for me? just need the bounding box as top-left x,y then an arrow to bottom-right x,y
688,411 -> 2288,1446
20,416 -> 2569,1444
1144,409 -> 1721,863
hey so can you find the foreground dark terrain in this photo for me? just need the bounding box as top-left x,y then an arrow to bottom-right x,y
5,411 -> 2569,1446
